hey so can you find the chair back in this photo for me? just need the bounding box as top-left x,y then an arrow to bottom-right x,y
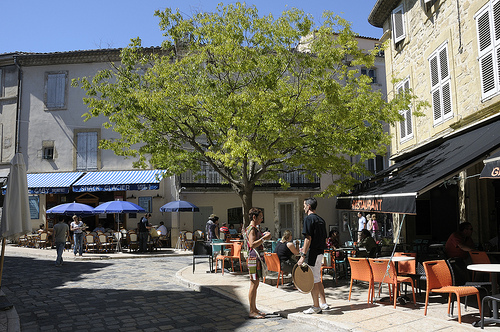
394,252 -> 417,274
85,234 -> 95,244
369,258 -> 397,284
98,234 -> 107,244
232,242 -> 242,257
40,232 -> 48,241
446,257 -> 470,286
469,250 -> 490,264
129,233 -> 138,242
423,260 -> 452,289
348,257 -> 373,282
185,231 -> 193,241
264,253 -> 281,273
193,241 -> 212,256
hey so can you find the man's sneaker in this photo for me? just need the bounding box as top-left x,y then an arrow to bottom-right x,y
303,306 -> 322,314
320,303 -> 329,310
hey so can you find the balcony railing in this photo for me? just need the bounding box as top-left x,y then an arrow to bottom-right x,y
180,169 -> 320,188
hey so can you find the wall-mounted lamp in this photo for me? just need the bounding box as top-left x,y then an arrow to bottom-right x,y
126,194 -> 136,199
154,194 -> 163,199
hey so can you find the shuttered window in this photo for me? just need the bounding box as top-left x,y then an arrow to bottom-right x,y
76,132 -> 98,171
475,0 -> 500,100
397,78 -> 413,142
45,71 -> 67,109
392,4 -> 406,44
429,42 -> 453,126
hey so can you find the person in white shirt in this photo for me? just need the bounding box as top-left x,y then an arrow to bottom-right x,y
157,221 -> 168,236
357,212 -> 366,242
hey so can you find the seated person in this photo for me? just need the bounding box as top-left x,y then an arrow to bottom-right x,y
37,224 -> 46,233
93,224 -> 105,233
356,229 -> 377,258
445,221 -> 475,260
157,221 -> 168,236
219,222 -> 230,238
228,223 -> 238,236
326,229 -> 344,260
274,230 -> 300,275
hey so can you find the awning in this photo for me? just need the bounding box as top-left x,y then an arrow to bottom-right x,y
27,172 -> 84,194
480,149 -> 500,179
72,170 -> 167,192
336,119 -> 500,214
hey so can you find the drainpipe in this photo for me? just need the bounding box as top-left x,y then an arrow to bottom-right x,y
13,56 -> 22,154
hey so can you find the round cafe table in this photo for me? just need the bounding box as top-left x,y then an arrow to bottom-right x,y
467,264 -> 500,327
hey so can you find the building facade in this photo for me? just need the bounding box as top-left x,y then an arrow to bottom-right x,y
345,0 -> 500,246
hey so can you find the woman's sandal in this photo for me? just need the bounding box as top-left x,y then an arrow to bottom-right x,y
249,313 -> 266,319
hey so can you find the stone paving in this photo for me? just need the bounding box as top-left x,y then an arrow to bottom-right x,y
0,246 -> 321,332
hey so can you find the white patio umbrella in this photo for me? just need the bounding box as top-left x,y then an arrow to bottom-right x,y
0,153 -> 31,287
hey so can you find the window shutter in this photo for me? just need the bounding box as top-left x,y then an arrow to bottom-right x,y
439,47 -> 449,80
477,10 -> 492,54
76,133 -> 87,171
46,73 -> 66,109
397,78 -> 412,142
442,82 -> 452,118
430,55 -> 439,88
87,132 -> 98,171
392,5 -> 406,44
480,53 -> 496,97
494,0 -> 500,42
432,89 -> 442,121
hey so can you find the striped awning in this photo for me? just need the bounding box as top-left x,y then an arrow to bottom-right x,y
27,172 -> 84,194
72,170 -> 167,192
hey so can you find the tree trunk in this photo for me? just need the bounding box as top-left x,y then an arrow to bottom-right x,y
238,187 -> 254,229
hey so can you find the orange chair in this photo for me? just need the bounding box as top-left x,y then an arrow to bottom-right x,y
215,242 -> 242,275
394,252 -> 417,295
369,258 -> 416,308
469,251 -> 491,281
263,253 -> 285,288
348,257 -> 374,303
321,250 -> 337,285
423,260 -> 481,324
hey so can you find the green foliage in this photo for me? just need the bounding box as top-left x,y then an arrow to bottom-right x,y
73,2 -> 417,208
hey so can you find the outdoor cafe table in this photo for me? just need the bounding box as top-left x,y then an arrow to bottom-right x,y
210,242 -> 234,272
467,263 -> 500,327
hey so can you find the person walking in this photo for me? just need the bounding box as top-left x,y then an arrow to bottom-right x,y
357,212 -> 367,242
246,207 -> 271,319
298,197 -> 328,314
70,215 -> 84,256
53,217 -> 69,266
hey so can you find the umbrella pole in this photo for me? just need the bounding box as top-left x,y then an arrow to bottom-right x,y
116,213 -> 122,252
0,237 -> 6,288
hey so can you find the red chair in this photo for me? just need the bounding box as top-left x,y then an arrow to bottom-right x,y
215,242 -> 242,275
348,257 -> 374,303
369,258 -> 416,308
263,253 -> 284,288
423,260 -> 481,324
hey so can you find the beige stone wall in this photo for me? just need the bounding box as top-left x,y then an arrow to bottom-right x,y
383,0 -> 500,157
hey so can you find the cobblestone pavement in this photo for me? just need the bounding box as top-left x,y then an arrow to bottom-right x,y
1,254 -> 321,331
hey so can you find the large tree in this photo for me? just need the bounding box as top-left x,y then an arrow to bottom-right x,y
74,3 -> 415,225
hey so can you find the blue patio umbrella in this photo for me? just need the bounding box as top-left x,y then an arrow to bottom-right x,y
93,201 -> 145,214
94,201 -> 146,252
46,202 -> 95,216
160,200 -> 200,212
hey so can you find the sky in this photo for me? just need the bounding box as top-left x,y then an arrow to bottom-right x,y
1,0 -> 381,54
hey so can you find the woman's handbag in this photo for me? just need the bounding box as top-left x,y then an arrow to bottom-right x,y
244,226 -> 268,278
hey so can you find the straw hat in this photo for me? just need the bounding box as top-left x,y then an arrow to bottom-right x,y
292,263 -> 314,294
